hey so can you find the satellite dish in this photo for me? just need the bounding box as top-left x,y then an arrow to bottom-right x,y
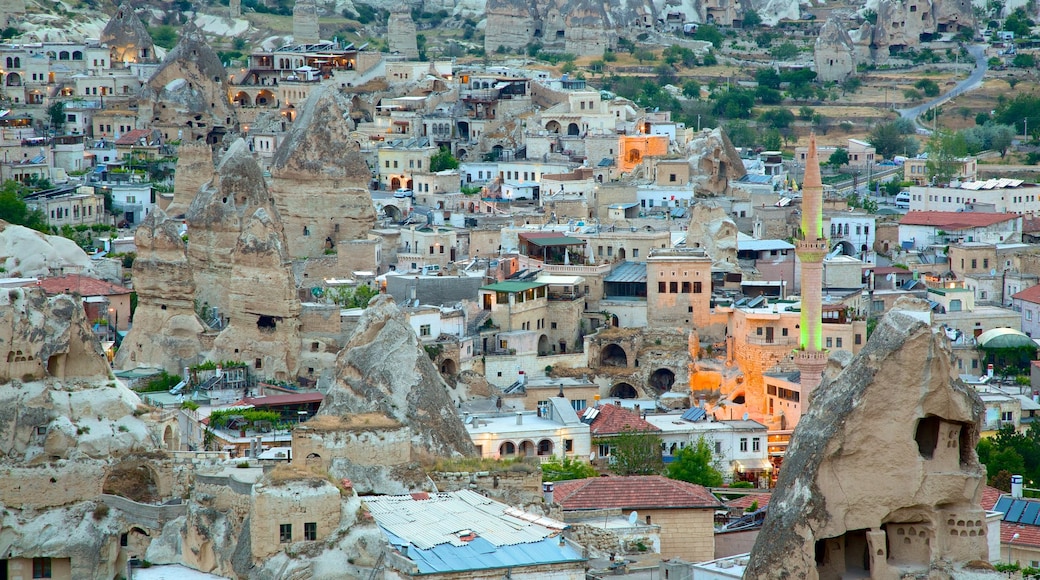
742,412 -> 749,421
590,452 -> 597,461
991,269 -> 997,276
628,511 -> 639,525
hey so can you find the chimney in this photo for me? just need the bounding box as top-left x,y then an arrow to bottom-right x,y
516,412 -> 523,425
1013,474 -> 1024,498
634,404 -> 641,415
542,482 -> 554,504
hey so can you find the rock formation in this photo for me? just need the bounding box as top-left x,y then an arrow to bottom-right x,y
854,0 -> 974,62
187,139 -> 301,380
744,305 -> 995,579
292,0 -> 320,45
0,220 -> 95,278
685,203 -> 737,266
166,141 -> 215,217
319,294 -> 476,460
387,6 -> 419,60
99,3 -> 155,64
114,208 -> 206,373
268,84 -> 376,259
815,18 -> 856,83
686,127 -> 746,196
137,24 -> 237,144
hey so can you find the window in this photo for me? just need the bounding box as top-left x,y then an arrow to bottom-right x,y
304,522 -> 317,541
420,324 -> 431,337
633,248 -> 639,257
571,400 -> 587,411
565,439 -> 574,452
826,337 -> 833,348
1028,310 -> 1034,321
658,281 -> 666,293
551,322 -> 557,329
781,328 -> 789,337
984,258 -> 989,268
855,333 -> 862,345
739,438 -> 748,452
693,281 -> 702,293
682,281 -> 691,293
280,523 -> 292,543
669,173 -> 676,182
972,259 -> 977,269
714,441 -> 722,454
1002,411 -> 1014,422
669,281 -> 678,293
752,438 -> 760,452
33,557 -> 52,578
836,337 -> 843,348
598,443 -> 611,458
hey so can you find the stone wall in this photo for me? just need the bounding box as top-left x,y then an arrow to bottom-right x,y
641,508 -> 714,562
0,463 -> 107,509
250,479 -> 342,559
293,420 -> 412,473
100,494 -> 187,529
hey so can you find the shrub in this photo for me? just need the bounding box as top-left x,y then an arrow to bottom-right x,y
93,503 -> 110,520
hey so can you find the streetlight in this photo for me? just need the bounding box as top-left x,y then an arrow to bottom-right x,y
108,306 -> 115,341
1009,532 -> 1020,566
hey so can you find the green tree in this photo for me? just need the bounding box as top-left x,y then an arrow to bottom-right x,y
542,457 -> 599,482
762,129 -> 782,151
600,427 -> 664,476
692,25 -> 724,49
914,78 -> 940,97
925,129 -> 969,185
329,285 -> 378,308
798,106 -> 815,121
0,180 -> 29,225
770,42 -> 799,61
682,80 -> 701,99
755,68 -> 781,89
760,108 -> 795,129
633,48 -> 656,64
742,9 -> 762,27
868,121 -> 919,159
430,146 -> 459,172
1013,52 -> 1036,68
47,101 -> 66,133
149,25 -> 178,49
828,147 -> 850,167
666,437 -> 724,487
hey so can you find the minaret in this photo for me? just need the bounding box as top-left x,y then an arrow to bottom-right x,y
795,134 -> 828,399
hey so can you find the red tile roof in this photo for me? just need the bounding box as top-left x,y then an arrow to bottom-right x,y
725,493 -> 771,511
981,486 -> 1004,511
586,403 -> 661,436
553,476 -> 722,510
32,274 -> 131,297
899,211 -> 1018,229
1024,216 -> 1040,233
114,129 -> 152,146
1002,521 -> 1040,548
1012,284 -> 1040,305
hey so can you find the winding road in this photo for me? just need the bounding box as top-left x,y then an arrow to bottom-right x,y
896,44 -> 989,135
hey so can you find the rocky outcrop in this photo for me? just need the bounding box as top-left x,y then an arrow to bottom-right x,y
685,203 -> 737,266
137,24 -> 236,143
0,220 -> 94,278
187,139 -> 301,380
814,18 -> 856,83
292,0 -> 320,45
744,305 -> 994,579
166,141 -> 215,217
115,209 -> 206,374
99,3 -> 154,64
319,294 -> 476,461
855,0 -> 974,62
387,6 -> 419,60
686,127 -> 746,196
268,84 -> 376,259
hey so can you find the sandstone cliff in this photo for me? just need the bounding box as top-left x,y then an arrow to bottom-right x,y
0,220 -> 95,278
166,141 -> 215,217
99,3 -> 154,64
744,304 -> 994,579
268,84 -> 376,259
319,294 -> 475,465
686,127 -> 746,196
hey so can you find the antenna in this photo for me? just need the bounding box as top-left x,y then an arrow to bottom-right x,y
628,511 -> 639,525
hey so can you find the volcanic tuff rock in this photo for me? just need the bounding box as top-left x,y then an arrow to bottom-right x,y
166,141 -> 216,217
137,23 -> 237,143
387,6 -> 419,60
0,220 -> 94,278
268,84 -> 376,258
114,208 -> 206,374
744,305 -> 996,579
685,204 -> 737,266
99,3 -> 154,64
814,17 -> 856,83
685,127 -> 746,196
292,0 -> 320,45
855,0 -> 974,62
319,294 -> 476,459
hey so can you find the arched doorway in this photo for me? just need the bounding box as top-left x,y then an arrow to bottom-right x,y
546,120 -> 561,133
610,382 -> 638,399
519,440 -> 536,456
832,241 -> 855,256
390,177 -> 401,190
256,89 -> 275,106
306,452 -> 322,466
567,122 -> 580,136
381,204 -> 403,222
233,91 -> 251,106
6,72 -> 21,86
440,359 -> 457,375
537,439 -> 554,456
611,314 -> 619,327
538,334 -> 550,356
618,248 -> 626,260
103,462 -> 160,503
601,343 -> 628,367
500,441 -> 516,456
627,149 -> 642,164
650,368 -> 676,393
163,425 -> 176,450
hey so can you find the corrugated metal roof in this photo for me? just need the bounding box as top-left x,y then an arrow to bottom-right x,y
526,236 -> 584,247
480,281 -> 546,292
366,490 -> 582,574
604,261 -> 647,283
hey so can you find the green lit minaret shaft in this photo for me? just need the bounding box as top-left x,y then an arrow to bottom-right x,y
795,134 -> 828,396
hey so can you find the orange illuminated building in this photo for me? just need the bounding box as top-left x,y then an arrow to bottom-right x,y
617,134 -> 669,174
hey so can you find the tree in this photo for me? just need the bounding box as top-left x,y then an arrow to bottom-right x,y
770,42 -> 799,61
329,285 -> 378,308
47,101 -> 66,134
601,427 -> 664,476
692,25 -> 724,48
760,108 -> 795,129
868,121 -> 919,159
667,437 -> 724,487
798,106 -> 815,121
149,25 -> 178,49
925,129 -> 969,185
1013,53 -> 1036,68
828,147 -> 850,167
762,129 -> 782,151
430,146 -> 459,172
682,80 -> 701,99
542,457 -> 599,482
755,68 -> 781,90
0,180 -> 47,232
914,78 -> 940,97
742,9 -> 762,27
633,48 -> 656,64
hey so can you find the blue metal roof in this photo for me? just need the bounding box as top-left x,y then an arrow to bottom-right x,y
383,530 -> 583,574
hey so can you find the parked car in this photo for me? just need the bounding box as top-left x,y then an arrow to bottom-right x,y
393,188 -> 413,199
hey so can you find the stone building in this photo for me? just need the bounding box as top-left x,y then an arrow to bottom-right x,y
814,18 -> 856,83
744,306 -> 995,579
646,247 -> 713,331
99,4 -> 157,65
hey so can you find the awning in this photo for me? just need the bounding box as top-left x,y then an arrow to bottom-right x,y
732,458 -> 773,472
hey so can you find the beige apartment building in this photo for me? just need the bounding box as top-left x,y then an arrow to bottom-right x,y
646,248 -> 712,330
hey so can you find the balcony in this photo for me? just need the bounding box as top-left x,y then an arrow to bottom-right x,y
746,335 -> 796,346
